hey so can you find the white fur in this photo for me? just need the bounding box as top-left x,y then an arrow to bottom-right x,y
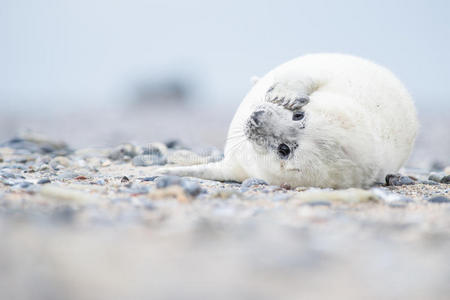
158,54 -> 418,188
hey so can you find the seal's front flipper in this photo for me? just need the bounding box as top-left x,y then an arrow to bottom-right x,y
155,161 -> 244,182
265,79 -> 314,110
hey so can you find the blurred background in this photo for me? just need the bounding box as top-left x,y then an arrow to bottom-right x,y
1,0 -> 449,167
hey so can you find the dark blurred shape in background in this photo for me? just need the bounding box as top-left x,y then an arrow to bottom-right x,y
134,76 -> 192,105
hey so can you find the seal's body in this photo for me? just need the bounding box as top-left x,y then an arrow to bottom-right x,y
158,54 -> 418,188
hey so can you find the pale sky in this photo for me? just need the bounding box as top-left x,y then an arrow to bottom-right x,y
1,0 -> 449,112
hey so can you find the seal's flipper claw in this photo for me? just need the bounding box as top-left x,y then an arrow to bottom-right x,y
266,80 -> 311,111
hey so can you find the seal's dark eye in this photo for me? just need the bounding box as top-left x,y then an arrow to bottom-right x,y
277,143 -> 290,158
293,111 -> 305,121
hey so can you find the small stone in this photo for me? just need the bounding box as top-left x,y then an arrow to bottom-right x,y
155,175 -> 182,188
241,178 -> 268,188
165,139 -> 186,150
108,143 -> 139,161
419,180 -> 439,185
429,172 -> 445,183
142,143 -> 168,156
96,179 -> 106,185
428,196 -> 450,203
126,184 -> 150,195
49,156 -> 71,170
1,180 -> 14,186
301,200 -> 331,207
386,174 -> 415,186
38,164 -> 50,172
3,133 -> 71,155
15,157 -> 29,164
74,175 -> 88,180
388,203 -> 408,208
1,172 -> 16,179
57,171 -> 79,180
440,175 -> 450,184
266,185 -> 282,192
19,181 -> 33,188
280,183 -> 292,190
132,154 -> 167,167
140,176 -> 158,182
211,188 -> 240,199
272,194 -> 291,202
121,176 -> 130,183
181,180 -> 202,197
38,178 -> 51,184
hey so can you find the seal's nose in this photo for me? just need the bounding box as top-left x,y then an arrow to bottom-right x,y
250,110 -> 265,127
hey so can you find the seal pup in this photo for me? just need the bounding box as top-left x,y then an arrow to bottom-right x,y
157,53 -> 418,188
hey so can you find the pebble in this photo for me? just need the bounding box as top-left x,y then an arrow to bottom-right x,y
132,154 -> 167,167
440,175 -> 450,184
140,176 -> 158,182
1,179 -> 15,186
96,179 -> 106,185
37,178 -> 51,184
155,175 -> 202,197
19,181 -> 33,188
165,139 -> 187,150
385,174 -> 415,186
142,142 -> 168,157
108,144 -> 139,161
280,183 -> 292,190
265,185 -> 282,192
1,172 -> 16,179
38,164 -> 50,172
419,180 -> 439,185
428,196 -> 450,204
301,200 -> 332,207
155,175 -> 182,188
57,171 -> 80,180
211,188 -> 241,199
49,156 -> 71,170
272,194 -> 291,202
3,134 -> 71,156
372,188 -> 413,205
241,178 -> 268,188
181,180 -> 202,197
388,203 -> 408,208
125,184 -> 150,195
429,172 -> 445,183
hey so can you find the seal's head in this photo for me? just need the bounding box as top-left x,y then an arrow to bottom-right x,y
244,102 -> 306,161
241,97 -> 363,186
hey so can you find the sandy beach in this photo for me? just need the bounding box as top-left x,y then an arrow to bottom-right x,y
0,105 -> 449,300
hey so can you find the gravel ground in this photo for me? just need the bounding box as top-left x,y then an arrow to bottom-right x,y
0,128 -> 449,300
